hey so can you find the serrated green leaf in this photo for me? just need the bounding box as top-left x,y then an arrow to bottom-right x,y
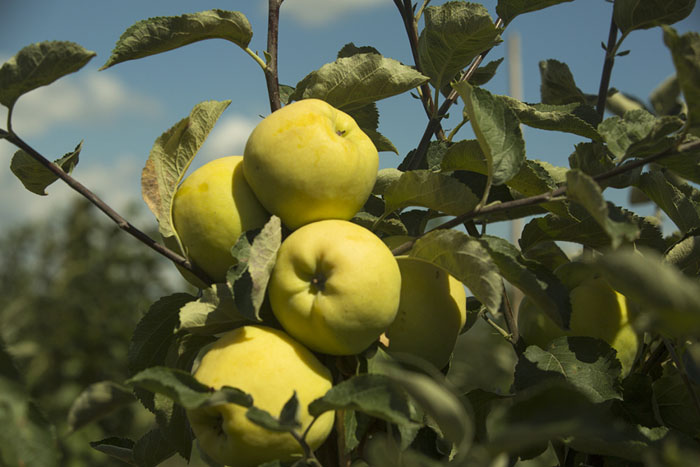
142,100 -> 230,238
664,27 -> 700,137
352,212 -> 408,236
0,41 -> 95,108
382,170 -> 479,216
614,0 -> 696,34
338,42 -> 381,58
409,229 -> 502,312
496,0 -> 575,26
539,59 -> 586,105
500,95 -> 602,141
101,10 -> 253,70
133,428 -> 176,467
67,381 -> 136,434
89,437 -> 135,464
453,83 -> 525,186
309,374 -> 415,426
636,170 -> 700,233
418,2 -> 501,90
178,284 -> 246,335
590,248 -> 700,337
598,109 -> 683,161
514,337 -> 623,403
480,235 -> 571,328
10,142 -> 81,196
290,52 -> 428,112
127,366 -> 252,410
665,235 -> 700,275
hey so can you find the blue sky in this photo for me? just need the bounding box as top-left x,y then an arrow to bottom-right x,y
1,0 -> 698,239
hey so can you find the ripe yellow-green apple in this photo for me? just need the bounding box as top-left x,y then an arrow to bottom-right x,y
268,219 -> 401,355
382,236 -> 467,369
186,325 -> 334,467
243,98 -> 378,230
171,156 -> 270,285
517,262 -> 639,375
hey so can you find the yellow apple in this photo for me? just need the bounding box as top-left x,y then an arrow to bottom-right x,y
171,156 -> 270,285
382,236 -> 467,369
186,325 -> 334,467
268,219 -> 401,355
243,99 -> 378,230
517,262 -> 639,375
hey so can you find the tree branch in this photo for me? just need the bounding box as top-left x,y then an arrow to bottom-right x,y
402,17 -> 505,170
5,132 -> 213,286
265,0 -> 284,113
596,13 -> 619,119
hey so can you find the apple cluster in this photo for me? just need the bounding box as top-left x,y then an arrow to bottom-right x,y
170,99 -> 468,466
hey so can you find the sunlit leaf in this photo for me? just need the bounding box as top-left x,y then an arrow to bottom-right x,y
178,284 -> 246,335
663,27 -> 700,137
496,0 -> 575,26
382,170 -> 479,216
10,142 -> 81,196
597,109 -> 683,161
0,41 -> 95,108
614,0 -> 696,34
101,10 -> 253,69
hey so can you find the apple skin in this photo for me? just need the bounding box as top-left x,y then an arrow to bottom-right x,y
382,236 -> 467,369
243,99 -> 378,230
517,263 -> 639,375
268,220 -> 402,355
186,325 -> 334,467
172,156 -> 270,285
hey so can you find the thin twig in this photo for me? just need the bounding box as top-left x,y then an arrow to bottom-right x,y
596,13 -> 619,119
5,132 -> 213,285
265,0 -> 284,112
403,17 -> 505,170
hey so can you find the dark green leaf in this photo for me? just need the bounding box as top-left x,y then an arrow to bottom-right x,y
142,100 -> 231,238
346,103 -> 398,154
453,83 -> 525,186
598,109 -> 683,161
127,366 -> 252,410
308,374 -> 415,426
101,10 -> 253,69
382,170 -> 479,216
514,337 -> 623,403
133,428 -> 177,467
178,284 -> 245,335
636,170 -> 700,233
290,52 -> 428,112
566,169 -> 641,248
66,381 -> 135,433
614,373 -> 660,428
352,211 -> 408,236
650,75 -> 682,116
653,371 -> 700,437
539,59 -> 586,105
246,394 -> 301,434
665,235 -> 700,275
496,0 -> 575,26
337,43 -> 381,58
614,0 -> 696,34
0,41 -> 95,108
10,142 -> 81,196
418,2 -> 501,90
90,437 -> 135,465
664,27 -> 700,137
468,58 -> 504,87
568,142 -> 641,189
409,229 -> 502,313
656,145 -> 700,184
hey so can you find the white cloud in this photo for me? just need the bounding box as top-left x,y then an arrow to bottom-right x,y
282,0 -> 388,27
0,71 -> 162,137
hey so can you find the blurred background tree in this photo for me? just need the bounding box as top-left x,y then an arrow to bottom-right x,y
0,198 -> 191,466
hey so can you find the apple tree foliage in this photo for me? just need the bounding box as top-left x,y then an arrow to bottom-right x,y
2,0 -> 700,465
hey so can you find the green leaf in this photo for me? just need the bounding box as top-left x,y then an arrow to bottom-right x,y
66,381 -> 135,434
382,170 -> 479,216
656,144 -> 700,184
568,142 -> 641,190
614,0 -> 696,34
500,95 -> 602,141
650,75 -> 682,116
127,366 -> 252,410
337,42 -> 381,58
636,170 -> 700,233
453,83 -> 525,186
0,41 -> 95,108
345,103 -> 397,153
664,27 -> 700,137
10,142 -> 81,196
468,58 -> 504,87
141,100 -> 230,238
90,437 -> 135,465
101,10 -> 253,69
290,51 -> 428,112
409,229 -> 502,313
178,284 -> 246,335
653,371 -> 700,437
417,2 -> 501,91
566,169 -> 641,248
352,211 -> 408,237
308,374 -> 415,427
246,393 -> 301,433
665,235 -> 700,275
539,59 -> 586,105
597,109 -> 683,161
496,0 -> 575,26
479,235 -> 571,329
133,428 -> 177,467
514,337 -> 623,403
590,248 -> 700,337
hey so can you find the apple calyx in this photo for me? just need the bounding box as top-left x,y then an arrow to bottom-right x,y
311,272 -> 327,292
